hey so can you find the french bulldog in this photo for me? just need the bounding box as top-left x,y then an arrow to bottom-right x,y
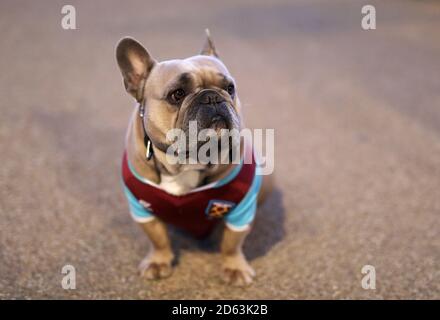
116,31 -> 271,286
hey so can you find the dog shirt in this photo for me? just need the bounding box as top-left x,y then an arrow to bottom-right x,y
121,151 -> 262,238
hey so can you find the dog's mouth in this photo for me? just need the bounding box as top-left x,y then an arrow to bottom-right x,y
180,97 -> 238,141
209,115 -> 228,132
186,105 -> 234,131
172,113 -> 239,164
182,89 -> 236,130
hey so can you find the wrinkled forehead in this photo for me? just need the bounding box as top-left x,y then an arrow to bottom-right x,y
147,55 -> 232,94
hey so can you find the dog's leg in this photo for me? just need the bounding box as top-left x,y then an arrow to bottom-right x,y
220,225 -> 255,286
138,218 -> 174,280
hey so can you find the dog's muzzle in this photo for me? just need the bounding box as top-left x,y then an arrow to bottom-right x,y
185,89 -> 233,132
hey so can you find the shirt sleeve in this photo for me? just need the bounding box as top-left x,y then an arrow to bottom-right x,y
123,185 -> 155,223
224,171 -> 263,231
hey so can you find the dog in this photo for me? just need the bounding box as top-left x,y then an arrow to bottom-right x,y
116,31 -> 271,286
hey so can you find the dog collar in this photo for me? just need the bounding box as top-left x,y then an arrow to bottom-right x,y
138,102 -> 154,161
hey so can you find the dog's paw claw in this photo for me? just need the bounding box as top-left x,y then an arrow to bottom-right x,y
138,253 -> 173,280
222,268 -> 254,286
140,262 -> 172,280
221,256 -> 255,287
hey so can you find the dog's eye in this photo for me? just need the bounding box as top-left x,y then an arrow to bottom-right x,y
227,84 -> 235,97
169,89 -> 186,104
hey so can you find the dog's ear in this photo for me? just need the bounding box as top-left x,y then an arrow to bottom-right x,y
116,37 -> 156,102
200,29 -> 219,58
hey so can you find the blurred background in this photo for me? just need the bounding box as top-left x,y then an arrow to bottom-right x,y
0,0 -> 439,299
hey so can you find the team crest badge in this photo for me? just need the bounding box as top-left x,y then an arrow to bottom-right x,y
205,200 -> 236,219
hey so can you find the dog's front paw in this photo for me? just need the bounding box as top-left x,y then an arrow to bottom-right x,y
221,254 -> 255,287
138,250 -> 174,280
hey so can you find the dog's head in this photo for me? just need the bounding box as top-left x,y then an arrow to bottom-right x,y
116,32 -> 241,160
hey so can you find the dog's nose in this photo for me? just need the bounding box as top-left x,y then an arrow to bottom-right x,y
197,90 -> 224,105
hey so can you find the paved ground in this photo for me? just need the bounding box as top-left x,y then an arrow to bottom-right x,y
0,0 -> 439,299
